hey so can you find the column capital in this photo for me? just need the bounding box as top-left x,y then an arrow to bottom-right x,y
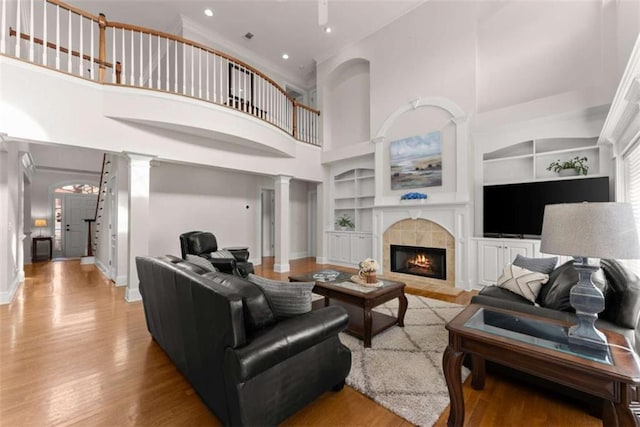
124,152 -> 156,166
274,175 -> 292,185
371,136 -> 385,145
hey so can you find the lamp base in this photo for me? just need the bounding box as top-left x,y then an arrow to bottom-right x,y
568,258 -> 608,351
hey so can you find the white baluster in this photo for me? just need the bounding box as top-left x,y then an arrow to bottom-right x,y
198,47 -> 202,99
79,15 -> 84,76
119,27 -> 123,84
165,37 -> 169,90
205,52 -> 209,100
0,0 -> 6,54
174,40 -> 178,92
157,35 -> 161,89
41,0 -> 47,65
55,5 -> 59,69
29,0 -> 34,61
190,44 -> 194,96
182,42 -> 186,94
15,0 -> 20,57
130,29 -> 134,85
139,31 -> 143,86
67,9 -> 72,72
147,32 -> 151,88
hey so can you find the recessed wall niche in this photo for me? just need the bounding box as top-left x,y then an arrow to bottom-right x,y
382,107 -> 456,198
326,58 -> 371,150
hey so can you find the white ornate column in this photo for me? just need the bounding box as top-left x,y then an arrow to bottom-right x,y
273,175 -> 291,273
125,153 -> 155,302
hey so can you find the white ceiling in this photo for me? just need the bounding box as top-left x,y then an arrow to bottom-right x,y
71,0 -> 424,87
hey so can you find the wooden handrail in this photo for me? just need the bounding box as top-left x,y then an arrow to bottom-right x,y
9,27 -> 113,68
296,103 -> 321,116
46,0 -> 102,22
107,20 -> 293,101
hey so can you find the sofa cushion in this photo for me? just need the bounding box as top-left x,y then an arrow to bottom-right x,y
247,274 -> 315,318
600,259 -> 640,329
478,285 -> 534,306
513,254 -> 558,274
497,264 -> 549,303
537,261 -> 577,311
203,272 -> 276,332
186,254 -> 218,272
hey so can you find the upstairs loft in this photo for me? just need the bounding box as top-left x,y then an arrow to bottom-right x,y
0,0 -> 322,175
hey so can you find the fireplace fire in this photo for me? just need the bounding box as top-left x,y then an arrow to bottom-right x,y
390,244 -> 446,280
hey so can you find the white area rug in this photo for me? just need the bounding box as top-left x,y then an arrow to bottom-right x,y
339,295 -> 469,426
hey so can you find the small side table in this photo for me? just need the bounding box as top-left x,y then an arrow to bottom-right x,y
32,236 -> 53,262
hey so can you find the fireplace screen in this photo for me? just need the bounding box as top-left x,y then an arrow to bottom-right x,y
390,244 -> 446,280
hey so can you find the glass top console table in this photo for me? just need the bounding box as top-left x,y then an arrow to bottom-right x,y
443,304 -> 640,427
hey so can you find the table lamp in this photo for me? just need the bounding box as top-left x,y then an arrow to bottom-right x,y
540,202 -> 640,350
34,218 -> 48,236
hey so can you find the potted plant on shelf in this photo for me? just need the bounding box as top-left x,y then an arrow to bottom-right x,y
335,214 -> 354,231
546,156 -> 589,176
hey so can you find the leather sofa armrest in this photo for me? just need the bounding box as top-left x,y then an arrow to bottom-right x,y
225,305 -> 349,382
208,257 -> 237,273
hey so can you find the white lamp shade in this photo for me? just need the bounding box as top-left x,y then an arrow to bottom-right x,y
540,202 -> 640,259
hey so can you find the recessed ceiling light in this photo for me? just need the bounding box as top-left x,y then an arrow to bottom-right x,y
204,8 -> 214,17
324,26 -> 332,34
282,53 -> 289,60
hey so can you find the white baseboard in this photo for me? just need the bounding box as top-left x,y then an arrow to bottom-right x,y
273,263 -> 290,273
115,275 -> 127,286
316,256 -> 328,264
289,251 -> 308,260
80,256 -> 95,265
95,259 -> 109,276
125,287 -> 142,302
0,274 -> 22,305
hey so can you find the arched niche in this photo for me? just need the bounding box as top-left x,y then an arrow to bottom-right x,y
372,97 -> 469,205
325,58 -> 371,150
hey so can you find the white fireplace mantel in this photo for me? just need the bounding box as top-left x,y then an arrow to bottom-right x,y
372,201 -> 472,290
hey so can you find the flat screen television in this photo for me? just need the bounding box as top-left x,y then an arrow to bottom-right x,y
483,177 -> 610,238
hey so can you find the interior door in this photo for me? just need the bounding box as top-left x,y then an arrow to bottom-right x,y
63,195 -> 97,257
261,190 -> 275,257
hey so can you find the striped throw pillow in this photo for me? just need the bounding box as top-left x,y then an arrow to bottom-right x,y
209,249 -> 235,259
497,264 -> 549,303
247,274 -> 315,318
186,254 -> 218,272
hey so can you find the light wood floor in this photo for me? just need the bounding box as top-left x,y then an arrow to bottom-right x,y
0,258 -> 601,426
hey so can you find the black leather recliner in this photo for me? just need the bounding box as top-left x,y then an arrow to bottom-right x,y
136,256 -> 352,426
179,231 -> 254,277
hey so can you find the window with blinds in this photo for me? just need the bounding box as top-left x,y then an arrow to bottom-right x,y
624,141 -> 640,274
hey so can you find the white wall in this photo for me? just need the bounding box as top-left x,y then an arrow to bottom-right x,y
0,142 -> 23,303
149,162 -> 262,261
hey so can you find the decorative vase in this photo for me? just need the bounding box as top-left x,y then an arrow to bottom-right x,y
364,272 -> 377,284
558,168 -> 579,177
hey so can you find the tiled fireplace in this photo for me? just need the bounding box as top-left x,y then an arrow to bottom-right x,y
381,218 -> 455,288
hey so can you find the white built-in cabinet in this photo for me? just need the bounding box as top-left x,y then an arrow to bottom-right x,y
475,238 -> 540,286
483,137 -> 608,184
327,232 -> 372,266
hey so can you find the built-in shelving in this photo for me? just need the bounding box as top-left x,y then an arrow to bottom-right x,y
482,137 -> 609,184
333,168 -> 374,232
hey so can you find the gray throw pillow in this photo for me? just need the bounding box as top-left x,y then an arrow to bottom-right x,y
210,249 -> 235,259
538,261 -> 577,311
513,254 -> 558,274
600,259 -> 640,329
247,274 -> 315,318
186,254 -> 218,272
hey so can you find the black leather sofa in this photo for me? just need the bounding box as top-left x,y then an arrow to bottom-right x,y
136,256 -> 352,426
472,258 -> 640,353
180,231 -> 254,277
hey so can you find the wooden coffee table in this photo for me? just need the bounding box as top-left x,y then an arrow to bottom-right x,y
444,304 -> 640,427
289,271 -> 408,348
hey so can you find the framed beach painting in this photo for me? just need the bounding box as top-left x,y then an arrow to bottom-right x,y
390,131 -> 443,190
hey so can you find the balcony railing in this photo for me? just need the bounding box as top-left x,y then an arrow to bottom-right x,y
0,0 -> 321,146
